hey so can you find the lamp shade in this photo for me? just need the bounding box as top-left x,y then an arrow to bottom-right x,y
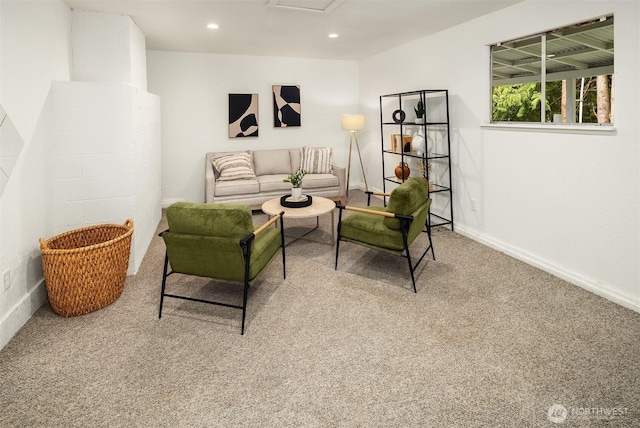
341,114 -> 365,131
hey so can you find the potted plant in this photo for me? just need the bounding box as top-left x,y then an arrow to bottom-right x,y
414,100 -> 425,124
283,169 -> 307,198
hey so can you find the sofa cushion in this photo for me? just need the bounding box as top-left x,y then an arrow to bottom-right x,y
258,175 -> 291,192
301,173 -> 339,189
214,179 -> 260,196
290,149 -> 302,172
211,151 -> 256,181
253,149 -> 292,176
301,146 -> 333,174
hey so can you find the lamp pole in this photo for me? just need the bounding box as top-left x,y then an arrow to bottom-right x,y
347,130 -> 368,199
341,114 -> 367,200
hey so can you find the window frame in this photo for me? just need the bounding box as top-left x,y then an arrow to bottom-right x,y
489,15 -> 614,127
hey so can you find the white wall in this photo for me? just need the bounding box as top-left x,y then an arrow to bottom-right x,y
52,10 -> 161,275
0,3 -> 161,350
51,82 -> 161,274
72,10 -> 148,91
146,51 -> 360,205
0,0 -> 71,349
360,0 -> 640,311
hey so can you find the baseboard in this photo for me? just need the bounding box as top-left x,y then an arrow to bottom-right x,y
161,198 -> 185,209
454,224 -> 640,314
0,280 -> 48,350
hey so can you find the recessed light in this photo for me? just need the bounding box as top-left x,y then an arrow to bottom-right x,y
207,23 -> 219,30
328,33 -> 339,38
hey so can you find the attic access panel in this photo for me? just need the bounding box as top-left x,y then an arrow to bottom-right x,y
266,0 -> 344,13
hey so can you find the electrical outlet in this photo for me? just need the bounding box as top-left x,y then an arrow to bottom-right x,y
3,269 -> 10,292
470,199 -> 477,211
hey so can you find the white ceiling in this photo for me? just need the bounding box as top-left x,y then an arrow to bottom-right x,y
62,0 -> 523,60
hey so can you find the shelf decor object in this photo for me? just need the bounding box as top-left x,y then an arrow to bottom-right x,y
341,114 -> 368,198
394,162 -> 410,180
392,109 -> 406,123
379,89 -> 453,230
414,100 -> 425,124
391,134 -> 412,153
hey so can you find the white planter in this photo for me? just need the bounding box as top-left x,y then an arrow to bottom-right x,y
291,187 -> 303,198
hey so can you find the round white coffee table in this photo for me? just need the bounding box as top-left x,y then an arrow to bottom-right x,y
261,196 -> 336,246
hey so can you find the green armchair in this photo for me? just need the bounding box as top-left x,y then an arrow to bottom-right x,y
335,177 -> 434,292
159,202 -> 286,334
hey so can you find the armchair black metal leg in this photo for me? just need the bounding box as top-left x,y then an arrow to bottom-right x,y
405,246 -> 417,293
282,253 -> 286,280
279,214 -> 286,279
240,237 -> 254,335
401,220 -> 418,293
426,213 -> 436,261
335,208 -> 344,270
241,281 -> 249,335
159,253 -> 170,319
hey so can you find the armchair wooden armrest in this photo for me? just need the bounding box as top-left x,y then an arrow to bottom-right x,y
240,212 -> 284,247
337,204 -> 412,221
365,190 -> 390,205
342,205 -> 395,218
253,212 -> 283,236
365,190 -> 390,197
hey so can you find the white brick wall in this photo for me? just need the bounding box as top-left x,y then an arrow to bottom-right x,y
45,10 -> 160,275
51,81 -> 160,274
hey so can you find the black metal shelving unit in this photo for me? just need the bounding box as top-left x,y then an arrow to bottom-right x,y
379,89 -> 453,230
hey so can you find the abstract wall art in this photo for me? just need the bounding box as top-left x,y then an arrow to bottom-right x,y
273,85 -> 301,128
229,93 -> 259,138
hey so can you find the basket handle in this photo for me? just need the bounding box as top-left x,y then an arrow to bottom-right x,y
124,218 -> 134,230
39,237 -> 49,250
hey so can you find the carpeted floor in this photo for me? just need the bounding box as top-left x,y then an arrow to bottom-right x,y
1,191 -> 639,427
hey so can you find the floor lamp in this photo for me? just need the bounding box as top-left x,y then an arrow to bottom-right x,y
341,114 -> 368,199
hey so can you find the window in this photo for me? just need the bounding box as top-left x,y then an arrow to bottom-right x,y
491,16 -> 614,125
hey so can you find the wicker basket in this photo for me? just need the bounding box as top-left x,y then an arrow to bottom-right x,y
39,219 -> 134,317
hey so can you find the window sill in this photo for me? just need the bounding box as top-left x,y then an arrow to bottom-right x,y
481,123 -> 616,135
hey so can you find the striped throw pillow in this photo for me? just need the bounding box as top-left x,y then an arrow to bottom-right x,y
301,147 -> 333,174
211,151 -> 256,181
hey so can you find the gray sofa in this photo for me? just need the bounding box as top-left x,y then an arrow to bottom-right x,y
205,148 -> 346,208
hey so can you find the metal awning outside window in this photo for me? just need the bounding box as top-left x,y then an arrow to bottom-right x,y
492,16 -> 614,86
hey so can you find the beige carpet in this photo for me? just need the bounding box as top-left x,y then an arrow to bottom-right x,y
1,191 -> 639,427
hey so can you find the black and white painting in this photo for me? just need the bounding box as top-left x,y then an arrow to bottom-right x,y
273,85 -> 301,127
229,93 -> 259,138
